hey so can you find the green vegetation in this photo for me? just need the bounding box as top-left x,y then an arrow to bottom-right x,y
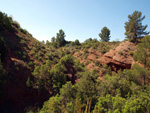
39,64 -> 150,112
74,39 -> 80,45
134,35 -> 150,68
40,95 -> 61,113
1,10 -> 150,113
56,29 -> 66,47
0,11 -> 13,31
20,28 -> 28,34
26,76 -> 33,88
99,26 -> 110,42
125,11 -> 149,40
94,89 -> 150,113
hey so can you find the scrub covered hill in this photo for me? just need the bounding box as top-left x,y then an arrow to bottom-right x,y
0,11 -> 150,113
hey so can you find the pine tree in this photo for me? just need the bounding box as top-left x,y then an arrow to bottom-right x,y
124,11 -> 149,40
51,36 -> 56,43
99,27 -> 110,42
51,36 -> 57,47
56,29 -> 66,47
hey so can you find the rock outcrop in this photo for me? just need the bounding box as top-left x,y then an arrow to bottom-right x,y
100,41 -> 136,71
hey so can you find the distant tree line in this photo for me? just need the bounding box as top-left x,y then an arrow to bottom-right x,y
45,29 -> 80,48
46,10 -> 149,45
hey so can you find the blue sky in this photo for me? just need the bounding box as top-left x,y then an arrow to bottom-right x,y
0,0 -> 150,42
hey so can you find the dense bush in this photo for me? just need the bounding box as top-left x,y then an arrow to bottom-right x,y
0,11 -> 13,30
60,55 -> 74,66
32,55 -> 75,92
94,88 -> 150,113
12,21 -> 20,28
20,28 -> 28,34
74,39 -> 80,45
39,61 -> 150,112
101,64 -> 111,75
40,95 -> 61,113
134,35 -> 150,68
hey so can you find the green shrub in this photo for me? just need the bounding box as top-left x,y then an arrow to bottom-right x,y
46,53 -> 53,60
26,77 -> 33,88
76,70 -> 100,110
129,51 -> 134,56
83,53 -> 88,59
118,51 -> 123,55
12,21 -> 20,28
22,51 -> 27,59
95,55 -> 98,59
51,63 -> 67,93
40,95 -> 61,113
59,82 -> 77,112
101,64 -> 111,75
94,94 -> 126,113
38,51 -> 44,57
85,44 -> 91,49
60,55 -> 74,66
20,28 -> 28,34
85,61 -> 91,66
84,49 -> 88,54
60,51 -> 65,57
20,39 -> 26,45
28,61 -> 34,66
100,49 -> 107,54
65,48 -> 70,54
71,41 -> 75,46
75,39 -> 80,45
94,60 -> 101,67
